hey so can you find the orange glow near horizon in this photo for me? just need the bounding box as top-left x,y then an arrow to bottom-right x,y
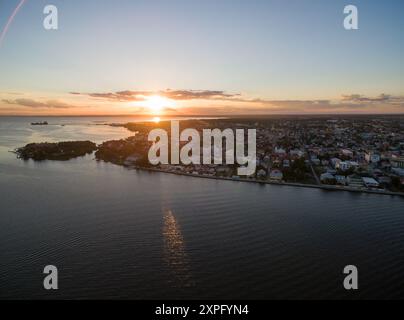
142,95 -> 175,115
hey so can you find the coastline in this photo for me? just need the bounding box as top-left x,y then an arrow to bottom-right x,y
122,164 -> 404,198
11,116 -> 404,199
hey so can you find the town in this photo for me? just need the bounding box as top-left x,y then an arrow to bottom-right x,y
146,120 -> 256,176
100,116 -> 404,194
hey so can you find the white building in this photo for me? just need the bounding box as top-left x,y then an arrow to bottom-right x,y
362,177 -> 380,188
336,161 -> 359,171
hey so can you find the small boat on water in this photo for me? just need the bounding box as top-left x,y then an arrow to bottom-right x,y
31,121 -> 48,126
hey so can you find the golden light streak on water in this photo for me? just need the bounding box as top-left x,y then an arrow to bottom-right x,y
162,209 -> 195,288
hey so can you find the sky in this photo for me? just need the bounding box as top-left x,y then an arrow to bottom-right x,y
0,0 -> 403,115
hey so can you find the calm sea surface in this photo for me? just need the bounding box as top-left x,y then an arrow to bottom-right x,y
1,116 -> 404,299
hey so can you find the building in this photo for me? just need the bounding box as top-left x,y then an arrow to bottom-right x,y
311,155 -> 321,166
274,147 -> 286,156
320,173 -> 335,184
391,156 -> 404,169
269,169 -> 283,181
377,176 -> 391,186
335,175 -> 347,185
337,161 -> 359,171
362,177 -> 380,188
348,175 -> 364,188
392,167 -> 404,177
290,149 -> 304,158
365,152 -> 381,164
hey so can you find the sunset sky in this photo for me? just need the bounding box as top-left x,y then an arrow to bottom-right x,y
0,0 -> 403,115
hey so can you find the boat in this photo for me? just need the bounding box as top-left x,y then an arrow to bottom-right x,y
30,121 -> 49,126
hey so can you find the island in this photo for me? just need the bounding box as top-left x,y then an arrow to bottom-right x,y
15,141 -> 97,161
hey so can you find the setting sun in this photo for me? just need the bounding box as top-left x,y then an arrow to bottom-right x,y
143,95 -> 174,115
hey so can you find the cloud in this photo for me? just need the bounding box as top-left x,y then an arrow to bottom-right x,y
162,90 -> 240,100
0,91 -> 24,95
254,94 -> 404,112
75,89 -> 331,107
197,95 -> 404,114
88,92 -> 144,101
75,88 -> 404,107
341,94 -> 404,105
2,98 -> 73,109
73,89 -> 242,102
62,89 -> 404,114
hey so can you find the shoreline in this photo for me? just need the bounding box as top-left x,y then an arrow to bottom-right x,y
121,164 -> 404,198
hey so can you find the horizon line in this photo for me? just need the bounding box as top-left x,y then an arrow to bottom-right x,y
1,113 -> 404,118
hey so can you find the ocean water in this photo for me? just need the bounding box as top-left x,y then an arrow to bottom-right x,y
0,116 -> 404,300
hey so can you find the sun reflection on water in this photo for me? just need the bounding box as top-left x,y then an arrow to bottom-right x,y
162,209 -> 194,288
